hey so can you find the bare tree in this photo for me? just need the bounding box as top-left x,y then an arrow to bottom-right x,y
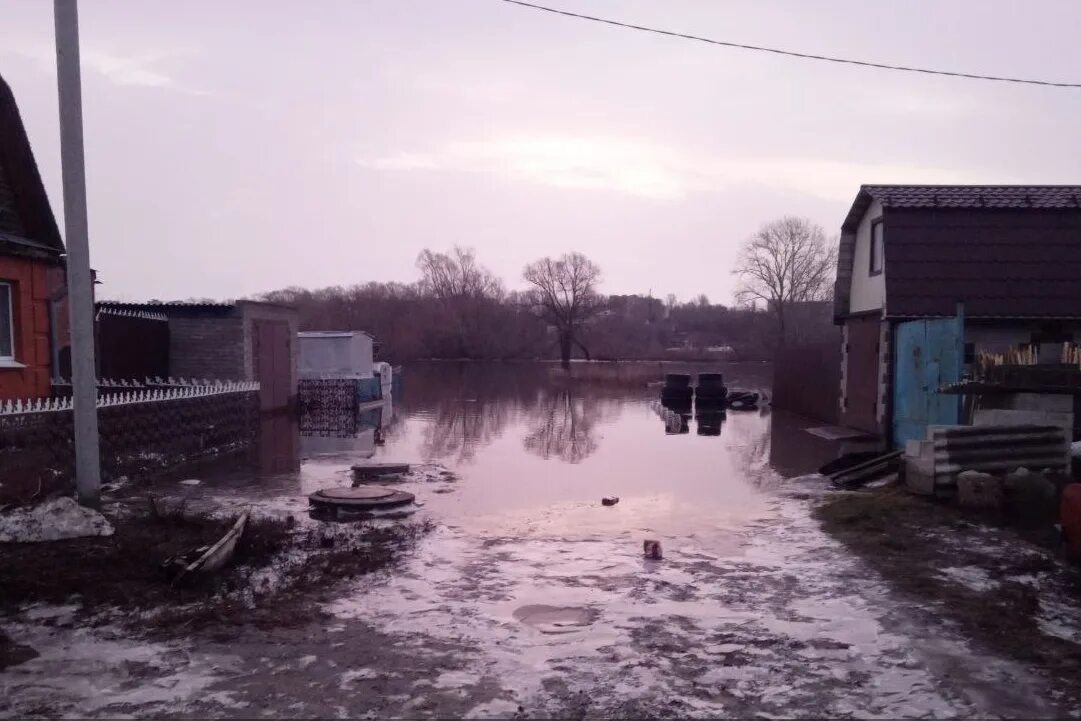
523,252 -> 603,369
732,216 -> 837,341
416,246 -> 503,301
416,246 -> 505,357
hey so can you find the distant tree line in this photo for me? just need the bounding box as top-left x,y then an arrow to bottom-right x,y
259,217 -> 837,363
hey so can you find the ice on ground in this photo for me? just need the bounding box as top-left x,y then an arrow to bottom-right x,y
1038,598 -> 1081,643
937,566 -> 997,592
0,497 -> 114,543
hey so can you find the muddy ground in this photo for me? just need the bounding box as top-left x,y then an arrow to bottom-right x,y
6,477 -> 1081,718
0,496 -> 431,646
816,484 -> 1081,713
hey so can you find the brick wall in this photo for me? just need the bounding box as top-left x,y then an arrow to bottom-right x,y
167,316 -> 245,380
0,254 -> 52,400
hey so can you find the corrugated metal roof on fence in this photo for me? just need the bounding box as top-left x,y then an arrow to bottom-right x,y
97,301 -> 236,310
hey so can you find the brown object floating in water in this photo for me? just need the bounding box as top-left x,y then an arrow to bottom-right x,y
643,539 -> 663,560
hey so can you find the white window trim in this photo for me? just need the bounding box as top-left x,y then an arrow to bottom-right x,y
0,280 -> 14,362
869,220 -> 884,276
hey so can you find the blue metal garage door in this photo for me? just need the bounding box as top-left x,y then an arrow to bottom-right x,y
892,315 -> 963,448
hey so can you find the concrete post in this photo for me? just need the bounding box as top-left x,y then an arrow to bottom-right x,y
54,0 -> 101,507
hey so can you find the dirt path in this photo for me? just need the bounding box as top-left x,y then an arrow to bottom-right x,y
4,482 -> 1075,718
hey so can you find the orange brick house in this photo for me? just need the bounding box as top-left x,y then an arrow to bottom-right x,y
0,74 -> 67,401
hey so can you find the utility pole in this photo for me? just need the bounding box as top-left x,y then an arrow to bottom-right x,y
54,0 -> 101,507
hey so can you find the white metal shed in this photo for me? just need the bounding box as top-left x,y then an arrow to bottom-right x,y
297,331 -> 374,379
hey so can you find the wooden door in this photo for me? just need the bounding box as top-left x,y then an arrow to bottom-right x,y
842,316 -> 882,434
252,320 -> 290,411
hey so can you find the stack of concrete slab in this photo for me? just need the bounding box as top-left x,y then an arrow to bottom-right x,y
905,423 -> 1070,496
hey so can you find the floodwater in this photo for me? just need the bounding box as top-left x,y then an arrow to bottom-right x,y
3,361 -> 1069,718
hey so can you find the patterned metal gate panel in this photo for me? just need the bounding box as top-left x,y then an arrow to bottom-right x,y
298,378 -> 359,436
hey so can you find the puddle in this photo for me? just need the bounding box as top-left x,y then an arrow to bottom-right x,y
513,604 -> 597,634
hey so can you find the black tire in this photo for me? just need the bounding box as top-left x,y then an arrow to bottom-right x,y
661,389 -> 693,403
698,372 -> 724,387
664,373 -> 692,389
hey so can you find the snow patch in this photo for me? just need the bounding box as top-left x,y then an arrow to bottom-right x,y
937,566 -> 997,592
0,497 -> 114,543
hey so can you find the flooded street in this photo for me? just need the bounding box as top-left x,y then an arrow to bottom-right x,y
1,362 -> 1070,718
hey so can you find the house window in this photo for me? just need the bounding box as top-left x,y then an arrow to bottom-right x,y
870,220 -> 884,276
0,282 -> 13,360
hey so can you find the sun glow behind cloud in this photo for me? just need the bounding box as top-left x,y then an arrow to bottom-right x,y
359,133 -> 990,202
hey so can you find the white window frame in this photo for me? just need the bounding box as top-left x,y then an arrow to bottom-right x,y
869,219 -> 884,276
0,281 -> 14,361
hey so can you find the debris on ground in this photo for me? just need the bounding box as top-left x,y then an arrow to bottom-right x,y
0,497 -> 432,637
164,511 -> 250,586
0,497 -> 114,543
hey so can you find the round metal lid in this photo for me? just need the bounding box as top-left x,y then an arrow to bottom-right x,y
352,462 -> 411,476
309,486 -> 416,509
317,486 -> 397,500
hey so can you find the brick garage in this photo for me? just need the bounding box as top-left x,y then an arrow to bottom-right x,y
96,300 -> 298,411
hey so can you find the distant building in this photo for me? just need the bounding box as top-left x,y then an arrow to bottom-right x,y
96,300 -> 298,411
298,331 -> 374,380
0,74 -> 69,401
834,184 -> 1081,446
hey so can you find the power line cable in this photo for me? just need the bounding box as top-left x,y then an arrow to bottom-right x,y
500,0 -> 1081,89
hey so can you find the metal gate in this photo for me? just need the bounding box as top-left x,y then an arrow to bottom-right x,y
892,314 -> 963,448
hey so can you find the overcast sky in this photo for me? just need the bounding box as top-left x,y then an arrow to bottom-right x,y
2,0 -> 1080,303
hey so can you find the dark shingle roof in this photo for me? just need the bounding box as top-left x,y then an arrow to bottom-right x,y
842,185 -> 1081,233
869,185 -> 1081,209
0,74 -> 64,255
837,184 -> 1081,319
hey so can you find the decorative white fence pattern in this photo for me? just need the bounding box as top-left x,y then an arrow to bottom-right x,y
94,307 -> 168,322
1,380 -> 260,416
52,376 -> 242,388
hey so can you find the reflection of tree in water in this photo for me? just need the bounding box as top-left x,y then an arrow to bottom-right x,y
421,398 -> 510,463
523,390 -> 612,463
404,361 -> 626,464
408,362 -> 538,463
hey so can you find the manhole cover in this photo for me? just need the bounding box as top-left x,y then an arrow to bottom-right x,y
352,462 -> 411,478
309,486 -> 415,510
319,486 -> 397,500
